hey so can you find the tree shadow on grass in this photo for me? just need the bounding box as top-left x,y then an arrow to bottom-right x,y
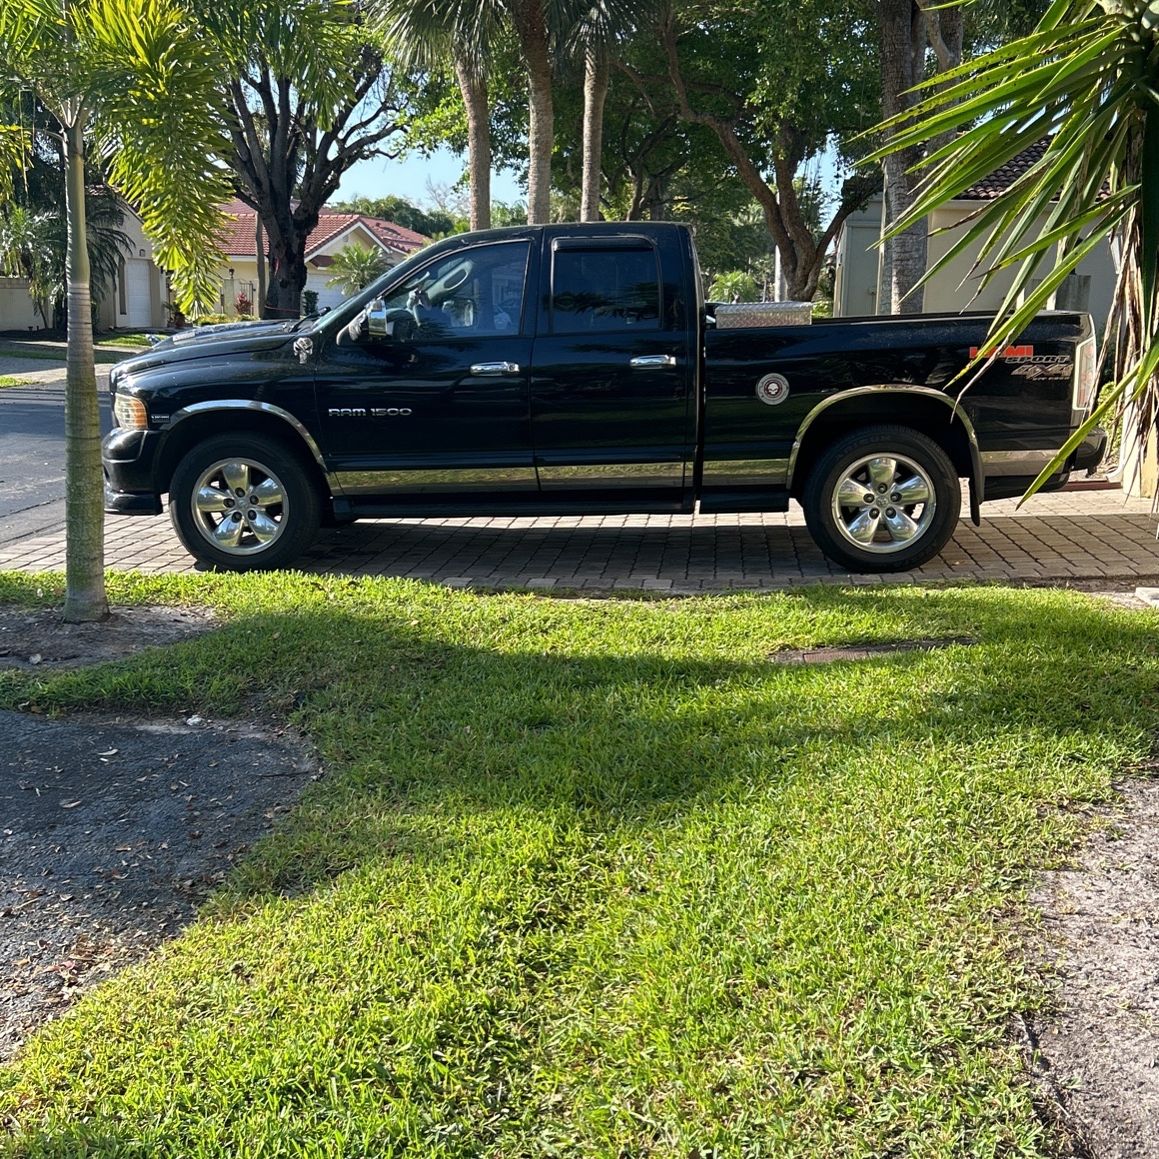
4,584 -> 1157,1157
27,583 -> 1155,901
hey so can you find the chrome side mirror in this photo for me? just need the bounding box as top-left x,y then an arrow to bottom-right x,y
366,298 -> 389,338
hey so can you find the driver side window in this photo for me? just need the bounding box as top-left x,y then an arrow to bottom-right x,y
382,241 -> 530,340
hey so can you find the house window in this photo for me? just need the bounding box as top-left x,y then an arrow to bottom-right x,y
117,257 -> 127,316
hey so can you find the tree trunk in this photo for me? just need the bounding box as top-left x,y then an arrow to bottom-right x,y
255,217 -> 267,318
516,1 -> 554,225
264,217 -> 307,319
581,44 -> 610,222
455,54 -> 492,231
878,0 -> 927,315
62,116 -> 108,623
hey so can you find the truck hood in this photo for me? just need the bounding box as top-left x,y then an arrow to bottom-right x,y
113,319 -> 302,381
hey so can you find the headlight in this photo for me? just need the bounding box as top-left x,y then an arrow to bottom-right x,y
113,392 -> 149,430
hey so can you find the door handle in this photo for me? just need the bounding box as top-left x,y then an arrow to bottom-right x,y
470,361 -> 521,376
629,354 -> 677,370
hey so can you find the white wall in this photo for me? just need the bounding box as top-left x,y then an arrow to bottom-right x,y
0,278 -> 47,332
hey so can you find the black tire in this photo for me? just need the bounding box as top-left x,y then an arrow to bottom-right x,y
802,425 -> 961,572
169,434 -> 321,571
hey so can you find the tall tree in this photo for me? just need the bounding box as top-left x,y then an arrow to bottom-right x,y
567,0 -> 649,221
199,0 -> 410,319
872,0 -> 1159,493
1,0 -> 233,622
507,0 -> 557,223
658,0 -> 880,301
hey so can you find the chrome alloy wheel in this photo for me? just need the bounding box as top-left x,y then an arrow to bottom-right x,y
189,457 -> 289,556
829,454 -> 937,555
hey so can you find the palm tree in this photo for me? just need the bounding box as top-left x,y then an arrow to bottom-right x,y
325,242 -> 391,295
708,270 -> 760,303
872,0 -> 1159,494
1,0 -> 236,621
0,205 -> 56,328
379,0 -> 502,230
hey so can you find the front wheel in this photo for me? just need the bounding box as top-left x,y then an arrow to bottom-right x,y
169,434 -> 320,571
802,426 -> 961,572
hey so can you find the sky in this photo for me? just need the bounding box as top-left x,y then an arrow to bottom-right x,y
334,146 -> 526,210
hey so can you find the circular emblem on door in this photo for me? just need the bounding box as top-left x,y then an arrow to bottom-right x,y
756,373 -> 790,406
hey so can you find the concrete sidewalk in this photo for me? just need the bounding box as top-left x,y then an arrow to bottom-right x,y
1,485 -> 1156,592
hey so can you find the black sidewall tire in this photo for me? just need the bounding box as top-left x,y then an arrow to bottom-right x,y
802,426 -> 961,573
169,434 -> 321,571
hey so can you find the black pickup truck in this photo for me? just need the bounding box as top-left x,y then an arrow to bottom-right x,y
103,222 -> 1104,573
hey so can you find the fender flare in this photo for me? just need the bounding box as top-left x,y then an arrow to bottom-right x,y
785,385 -> 984,522
161,399 -> 343,495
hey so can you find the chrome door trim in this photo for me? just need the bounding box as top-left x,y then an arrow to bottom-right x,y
334,465 -> 538,495
979,449 -> 1058,476
700,458 -> 791,488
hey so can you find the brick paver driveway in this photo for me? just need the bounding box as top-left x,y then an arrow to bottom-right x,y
2,486 -> 1156,592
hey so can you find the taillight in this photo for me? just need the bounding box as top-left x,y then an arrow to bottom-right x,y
1073,335 -> 1097,411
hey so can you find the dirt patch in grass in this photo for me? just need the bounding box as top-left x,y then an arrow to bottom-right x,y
1029,775 -> 1159,1158
0,601 -> 319,1060
0,603 -> 217,670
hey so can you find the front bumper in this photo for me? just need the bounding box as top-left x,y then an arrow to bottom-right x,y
102,427 -> 164,516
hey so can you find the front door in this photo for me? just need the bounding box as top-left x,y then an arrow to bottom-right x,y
313,239 -> 535,505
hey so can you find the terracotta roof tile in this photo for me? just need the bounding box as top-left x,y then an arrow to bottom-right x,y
958,140 -> 1049,200
217,206 -> 429,259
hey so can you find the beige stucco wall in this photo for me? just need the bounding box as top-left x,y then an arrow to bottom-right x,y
1,205 -> 167,332
0,277 -> 47,332
835,196 -> 1116,332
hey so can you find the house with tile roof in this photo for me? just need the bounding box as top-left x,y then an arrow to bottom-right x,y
832,142 -> 1116,327
214,199 -> 428,317
0,200 -> 168,334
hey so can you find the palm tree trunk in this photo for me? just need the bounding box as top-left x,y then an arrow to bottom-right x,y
62,115 -> 108,623
878,0 -> 927,315
519,1 -> 554,225
581,44 -> 610,222
455,54 -> 492,230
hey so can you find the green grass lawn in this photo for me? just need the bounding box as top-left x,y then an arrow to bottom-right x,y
0,573 -> 1155,1158
0,376 -> 24,388
93,331 -> 156,349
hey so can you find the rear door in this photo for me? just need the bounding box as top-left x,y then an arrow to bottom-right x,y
528,233 -> 697,507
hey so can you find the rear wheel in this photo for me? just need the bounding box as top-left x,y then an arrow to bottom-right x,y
802,426 -> 961,572
169,434 -> 320,571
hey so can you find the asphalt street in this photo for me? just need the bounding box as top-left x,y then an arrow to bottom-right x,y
0,376 -> 111,545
